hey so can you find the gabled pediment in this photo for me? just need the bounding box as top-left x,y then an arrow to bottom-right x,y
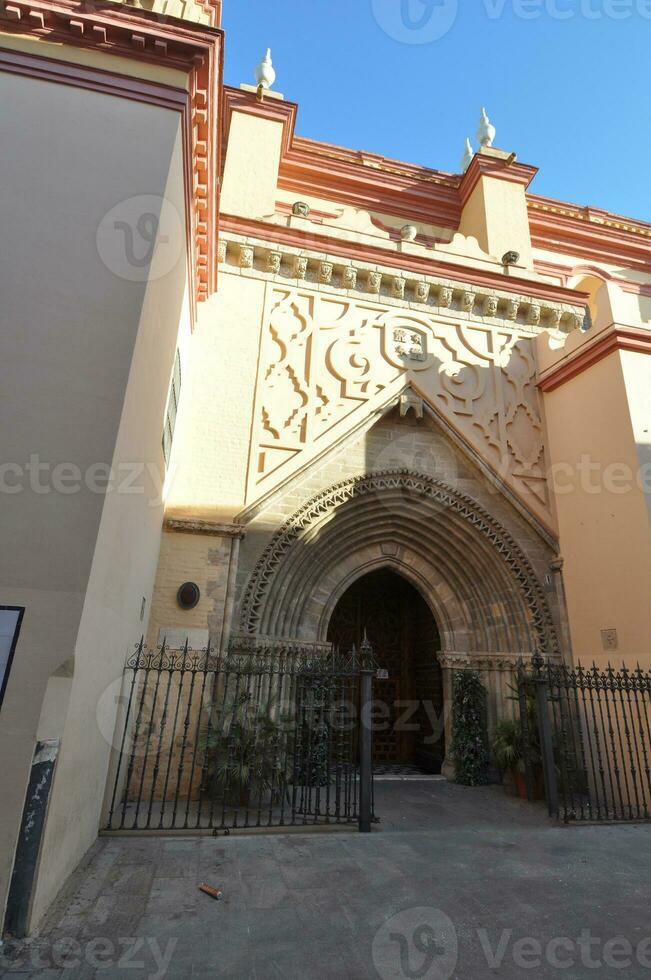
246,285 -> 557,538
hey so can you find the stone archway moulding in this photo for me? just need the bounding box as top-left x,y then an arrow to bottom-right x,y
239,469 -> 560,655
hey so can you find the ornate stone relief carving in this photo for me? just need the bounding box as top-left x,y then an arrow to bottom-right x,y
250,286 -> 553,526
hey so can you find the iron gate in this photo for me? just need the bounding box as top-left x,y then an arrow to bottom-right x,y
518,654 -> 651,823
103,636 -> 376,834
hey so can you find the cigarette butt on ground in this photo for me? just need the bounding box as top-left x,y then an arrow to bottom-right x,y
199,883 -> 223,900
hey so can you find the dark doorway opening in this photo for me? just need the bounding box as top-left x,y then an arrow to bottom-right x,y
327,569 -> 444,772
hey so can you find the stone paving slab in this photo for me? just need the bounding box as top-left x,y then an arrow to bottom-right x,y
2,782 -> 651,979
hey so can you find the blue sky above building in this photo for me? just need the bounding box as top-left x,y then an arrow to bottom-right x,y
222,0 -> 650,222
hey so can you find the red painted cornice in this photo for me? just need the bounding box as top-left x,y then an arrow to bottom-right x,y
221,86 -> 462,229
221,214 -> 590,307
458,152 -> 538,208
538,326 -> 651,393
534,260 -> 651,296
529,199 -> 651,273
219,88 -> 651,273
0,0 -> 224,311
222,86 -> 298,158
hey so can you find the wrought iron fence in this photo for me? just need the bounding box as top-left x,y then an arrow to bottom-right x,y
517,656 -> 651,823
103,636 -> 376,834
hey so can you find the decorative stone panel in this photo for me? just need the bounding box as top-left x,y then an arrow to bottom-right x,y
250,284 -> 553,528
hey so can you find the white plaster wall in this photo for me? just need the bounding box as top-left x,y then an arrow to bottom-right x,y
0,70 -> 190,928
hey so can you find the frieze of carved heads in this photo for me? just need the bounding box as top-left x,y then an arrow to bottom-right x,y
342,266 -> 357,289
239,245 -> 254,269
483,295 -> 499,318
368,271 -> 382,293
391,276 -> 406,299
505,298 -> 520,321
438,286 -> 453,308
252,287 -> 550,526
294,256 -> 308,280
528,304 -> 541,327
462,290 -> 476,313
219,236 -> 587,336
266,250 -> 282,274
319,261 -> 334,285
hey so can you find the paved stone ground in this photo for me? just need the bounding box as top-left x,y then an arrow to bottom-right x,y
3,780 -> 651,979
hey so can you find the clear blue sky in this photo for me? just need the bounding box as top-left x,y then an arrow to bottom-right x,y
221,0 -> 650,222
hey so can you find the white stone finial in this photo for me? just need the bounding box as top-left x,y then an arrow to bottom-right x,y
477,107 -> 496,148
255,48 -> 276,90
461,138 -> 474,173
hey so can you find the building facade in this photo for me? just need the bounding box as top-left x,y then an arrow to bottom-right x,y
1,0 -> 650,936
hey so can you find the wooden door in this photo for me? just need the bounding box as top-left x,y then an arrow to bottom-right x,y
327,569 -> 443,767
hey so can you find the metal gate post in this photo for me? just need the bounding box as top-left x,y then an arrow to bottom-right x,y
359,667 -> 374,833
533,653 -> 559,818
517,660 -> 535,803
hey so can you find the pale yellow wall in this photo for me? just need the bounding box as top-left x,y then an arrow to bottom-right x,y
621,349 -> 651,522
165,274 -> 267,519
0,71 -> 189,928
542,352 -> 651,666
459,175 -> 534,268
220,111 -> 283,219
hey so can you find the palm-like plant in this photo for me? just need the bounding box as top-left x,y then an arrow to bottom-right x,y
492,718 -> 525,773
202,690 -> 293,806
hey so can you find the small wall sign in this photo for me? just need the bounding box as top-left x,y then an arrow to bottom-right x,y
601,629 -> 619,652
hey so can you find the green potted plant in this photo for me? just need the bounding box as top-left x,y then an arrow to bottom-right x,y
492,716 -> 544,799
451,670 -> 490,786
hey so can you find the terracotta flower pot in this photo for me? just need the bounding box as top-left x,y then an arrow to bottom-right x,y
514,769 -> 545,801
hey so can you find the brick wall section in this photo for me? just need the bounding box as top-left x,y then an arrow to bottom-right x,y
146,531 -> 232,649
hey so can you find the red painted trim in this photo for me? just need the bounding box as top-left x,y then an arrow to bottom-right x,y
221,87 -> 462,229
458,152 -> 538,208
534,260 -> 651,297
221,214 -> 589,307
0,0 -> 224,310
222,86 -> 298,161
199,0 -> 221,27
538,326 -> 651,393
529,205 -> 651,273
0,45 -> 188,106
221,87 -> 650,272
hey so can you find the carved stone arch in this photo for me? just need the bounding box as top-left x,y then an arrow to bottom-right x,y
238,469 -> 560,656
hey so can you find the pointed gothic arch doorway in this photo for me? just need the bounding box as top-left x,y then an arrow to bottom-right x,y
326,568 -> 445,773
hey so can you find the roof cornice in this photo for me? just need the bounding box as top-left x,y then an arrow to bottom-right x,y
458,152 -> 539,207
220,88 -> 651,271
538,325 -> 651,393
